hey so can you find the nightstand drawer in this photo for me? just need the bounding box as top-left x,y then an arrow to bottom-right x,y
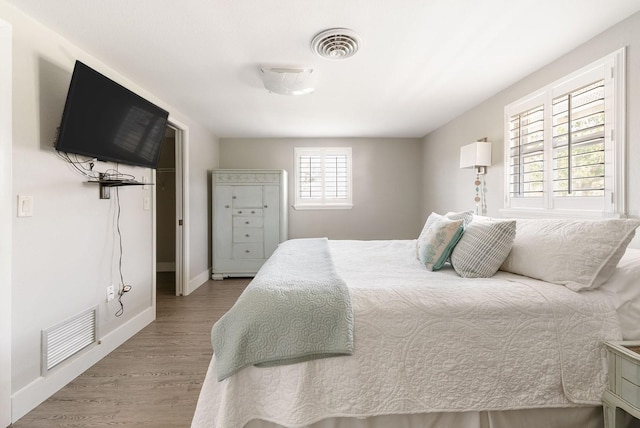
622,357 -> 640,386
621,378 -> 640,407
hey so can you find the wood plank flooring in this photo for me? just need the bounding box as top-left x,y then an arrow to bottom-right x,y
11,274 -> 249,428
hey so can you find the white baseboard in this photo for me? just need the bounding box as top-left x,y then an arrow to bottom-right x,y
11,307 -> 155,423
185,269 -> 211,295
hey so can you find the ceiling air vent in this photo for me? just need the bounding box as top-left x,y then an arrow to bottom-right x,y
311,28 -> 361,60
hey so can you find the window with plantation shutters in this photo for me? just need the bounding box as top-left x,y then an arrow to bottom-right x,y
503,49 -> 625,218
294,147 -> 352,209
508,105 -> 544,199
552,80 -> 605,198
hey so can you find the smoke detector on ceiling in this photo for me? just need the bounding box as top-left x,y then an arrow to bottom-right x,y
311,28 -> 361,60
260,67 -> 316,96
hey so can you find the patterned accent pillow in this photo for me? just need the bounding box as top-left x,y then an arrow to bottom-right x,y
418,218 -> 464,271
450,219 -> 516,278
416,211 -> 474,258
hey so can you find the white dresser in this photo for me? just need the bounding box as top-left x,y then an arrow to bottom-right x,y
211,169 -> 288,279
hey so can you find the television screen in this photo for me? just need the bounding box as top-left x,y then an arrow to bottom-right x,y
55,60 -> 169,169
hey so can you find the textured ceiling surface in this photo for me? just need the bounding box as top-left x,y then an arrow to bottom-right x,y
9,0 -> 640,138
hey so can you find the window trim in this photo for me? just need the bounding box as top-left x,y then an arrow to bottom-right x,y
502,48 -> 626,219
293,147 -> 353,210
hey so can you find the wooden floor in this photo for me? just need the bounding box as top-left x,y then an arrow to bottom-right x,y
12,274 -> 249,428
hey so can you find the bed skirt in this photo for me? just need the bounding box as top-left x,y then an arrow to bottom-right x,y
192,357 -> 640,428
245,407 -> 605,428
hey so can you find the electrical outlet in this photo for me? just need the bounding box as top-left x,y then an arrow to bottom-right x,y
106,285 -> 115,302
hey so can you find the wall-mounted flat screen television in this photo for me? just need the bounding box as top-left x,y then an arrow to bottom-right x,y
55,60 -> 169,169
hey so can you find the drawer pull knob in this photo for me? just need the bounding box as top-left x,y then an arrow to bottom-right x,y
238,210 -> 243,214
232,196 -> 237,199
245,250 -> 250,253
225,205 -> 230,208
245,234 -> 250,237
245,221 -> 250,224
264,205 -> 268,208
251,210 -> 255,214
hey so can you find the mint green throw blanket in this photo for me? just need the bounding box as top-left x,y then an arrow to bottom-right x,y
211,238 -> 354,381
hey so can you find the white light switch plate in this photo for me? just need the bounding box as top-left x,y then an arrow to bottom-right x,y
17,195 -> 33,217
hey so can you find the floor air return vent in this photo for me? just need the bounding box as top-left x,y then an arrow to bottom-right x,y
42,306 -> 98,374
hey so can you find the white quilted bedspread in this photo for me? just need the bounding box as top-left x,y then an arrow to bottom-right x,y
192,240 -> 622,428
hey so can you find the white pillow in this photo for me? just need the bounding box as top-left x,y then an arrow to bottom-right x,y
598,248 -> 640,340
500,218 -> 640,291
417,217 -> 464,271
450,218 -> 516,278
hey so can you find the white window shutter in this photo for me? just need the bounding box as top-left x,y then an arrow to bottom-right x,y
294,147 -> 353,210
502,48 -> 625,218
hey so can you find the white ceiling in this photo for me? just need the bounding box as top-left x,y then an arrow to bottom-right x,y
9,0 -> 640,139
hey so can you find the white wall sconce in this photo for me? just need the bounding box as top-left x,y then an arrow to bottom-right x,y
460,139 -> 492,215
459,139 -> 492,175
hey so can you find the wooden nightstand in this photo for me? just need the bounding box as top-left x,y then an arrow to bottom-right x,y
603,341 -> 640,428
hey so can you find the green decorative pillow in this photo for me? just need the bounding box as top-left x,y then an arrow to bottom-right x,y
418,218 -> 464,271
416,211 -> 473,258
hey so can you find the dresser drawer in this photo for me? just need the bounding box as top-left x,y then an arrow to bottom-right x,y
233,228 -> 263,243
621,378 -> 640,407
233,216 -> 264,228
233,243 -> 264,259
233,208 -> 263,217
232,186 -> 263,208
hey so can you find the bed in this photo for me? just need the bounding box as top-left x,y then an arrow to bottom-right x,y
192,215 -> 640,428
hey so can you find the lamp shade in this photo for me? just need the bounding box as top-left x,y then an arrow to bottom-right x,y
460,142 -> 492,169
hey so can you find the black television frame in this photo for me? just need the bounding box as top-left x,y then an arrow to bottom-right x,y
55,60 -> 169,170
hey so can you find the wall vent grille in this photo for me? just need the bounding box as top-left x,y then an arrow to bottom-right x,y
41,306 -> 98,374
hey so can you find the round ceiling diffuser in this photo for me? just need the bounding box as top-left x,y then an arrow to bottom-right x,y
311,28 -> 361,60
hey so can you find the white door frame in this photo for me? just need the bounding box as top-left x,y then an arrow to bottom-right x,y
167,117 -> 189,296
0,18 -> 12,426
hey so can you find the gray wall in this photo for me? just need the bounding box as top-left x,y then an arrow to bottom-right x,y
0,15 -> 11,426
3,2 -> 218,419
421,10 -> 640,246
220,138 -> 424,240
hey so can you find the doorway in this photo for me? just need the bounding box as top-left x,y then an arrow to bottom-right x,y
156,121 -> 187,296
156,127 -> 177,295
